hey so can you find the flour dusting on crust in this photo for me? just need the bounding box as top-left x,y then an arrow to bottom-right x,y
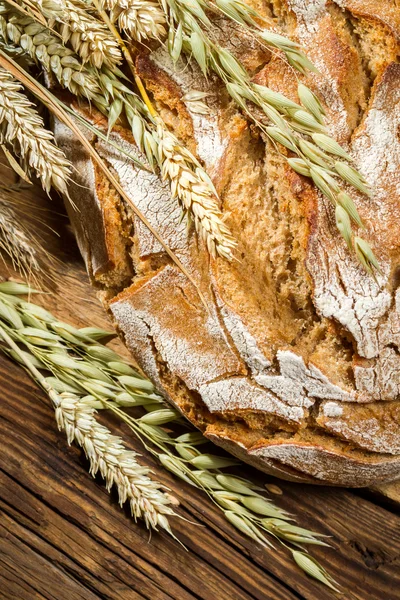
309,63 -> 400,403
323,402 -> 344,417
256,351 -> 356,407
110,266 -> 243,390
199,377 -> 305,423
251,443 -> 400,486
287,0 -> 327,32
96,136 -> 188,258
318,399 -> 400,454
218,302 -> 272,374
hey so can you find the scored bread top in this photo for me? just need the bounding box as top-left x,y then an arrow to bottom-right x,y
54,0 -> 400,486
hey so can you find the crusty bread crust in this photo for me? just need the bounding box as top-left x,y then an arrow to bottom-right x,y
54,0 -> 400,487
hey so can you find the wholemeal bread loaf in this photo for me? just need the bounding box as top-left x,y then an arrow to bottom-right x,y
54,0 -> 400,487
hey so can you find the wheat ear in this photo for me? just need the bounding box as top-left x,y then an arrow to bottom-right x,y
54,391 -> 176,530
0,9 -> 107,109
156,118 -> 236,259
89,1 -> 237,260
29,0 -> 122,68
105,0 -> 167,42
0,67 -> 71,193
0,199 -> 40,278
0,191 -> 59,285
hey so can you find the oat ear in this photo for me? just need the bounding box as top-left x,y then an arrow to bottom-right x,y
0,282 -> 338,591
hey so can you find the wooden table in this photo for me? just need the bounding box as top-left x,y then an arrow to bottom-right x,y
0,164 -> 399,600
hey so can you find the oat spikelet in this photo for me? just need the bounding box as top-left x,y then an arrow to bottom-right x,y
53,391 -> 176,531
210,0 -> 317,74
156,120 -> 236,260
159,0 -> 380,272
30,0 -> 122,68
0,68 -> 71,193
106,0 -> 167,41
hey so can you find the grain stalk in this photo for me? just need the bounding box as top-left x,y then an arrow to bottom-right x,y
0,6 -> 108,109
0,48 -> 207,305
0,281 -> 340,592
3,3 -> 236,260
0,67 -> 71,193
2,1 -> 379,270
0,199 -> 41,279
93,0 -> 237,260
0,4 -> 151,169
160,0 -> 380,272
0,4 -> 154,151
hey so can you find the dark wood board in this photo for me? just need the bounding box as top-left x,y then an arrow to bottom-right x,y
0,161 -> 399,600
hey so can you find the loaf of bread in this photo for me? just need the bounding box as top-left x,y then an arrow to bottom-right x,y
54,0 -> 400,487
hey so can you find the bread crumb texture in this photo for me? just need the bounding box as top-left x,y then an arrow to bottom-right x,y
55,0 -> 400,486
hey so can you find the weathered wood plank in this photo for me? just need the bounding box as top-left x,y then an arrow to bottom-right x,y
0,518 -> 103,600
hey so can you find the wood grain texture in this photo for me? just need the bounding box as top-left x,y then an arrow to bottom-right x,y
372,481 -> 400,505
0,163 -> 399,600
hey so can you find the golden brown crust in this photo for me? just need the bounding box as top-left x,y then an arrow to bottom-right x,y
55,109 -> 134,287
337,0 -> 400,40
55,1 -> 400,487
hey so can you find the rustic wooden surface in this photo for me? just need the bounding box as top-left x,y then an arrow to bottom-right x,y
0,163 -> 399,600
